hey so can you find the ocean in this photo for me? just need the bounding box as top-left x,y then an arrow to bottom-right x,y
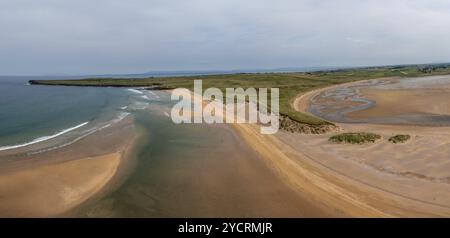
0,76 -> 141,152
0,75 -> 315,217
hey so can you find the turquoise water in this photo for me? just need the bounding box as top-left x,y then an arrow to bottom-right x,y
0,76 -> 133,152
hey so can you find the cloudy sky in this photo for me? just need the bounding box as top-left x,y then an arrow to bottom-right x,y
1,0 -> 450,75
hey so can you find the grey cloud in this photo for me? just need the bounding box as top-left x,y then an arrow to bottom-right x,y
0,0 -> 449,75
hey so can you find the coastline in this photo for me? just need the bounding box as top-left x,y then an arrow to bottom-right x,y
0,117 -> 138,217
4,75 -> 450,217
292,77 -> 396,119
233,121 -> 450,217
180,86 -> 447,217
275,76 -> 450,217
181,89 -> 376,216
231,123 -> 387,217
0,121 -> 90,152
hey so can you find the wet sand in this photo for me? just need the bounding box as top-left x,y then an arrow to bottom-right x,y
0,91 -> 331,218
5,75 -> 450,217
308,76 -> 450,126
287,76 -> 450,217
0,118 -> 137,217
348,88 -> 450,124
73,98 -> 330,217
0,153 -> 120,217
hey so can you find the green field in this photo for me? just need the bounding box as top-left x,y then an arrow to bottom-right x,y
30,64 -> 450,128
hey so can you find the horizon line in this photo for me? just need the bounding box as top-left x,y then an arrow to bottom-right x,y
1,61 -> 449,78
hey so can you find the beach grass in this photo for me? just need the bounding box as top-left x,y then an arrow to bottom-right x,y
329,132 -> 381,144
388,134 -> 411,144
30,64 -> 450,127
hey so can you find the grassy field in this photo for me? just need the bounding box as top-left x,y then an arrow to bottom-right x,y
30,64 -> 450,127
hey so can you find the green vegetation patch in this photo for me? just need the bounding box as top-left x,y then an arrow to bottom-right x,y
29,64 -> 450,127
388,134 -> 411,144
329,132 -> 381,144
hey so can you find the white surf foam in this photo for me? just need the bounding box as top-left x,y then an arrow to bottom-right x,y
141,95 -> 151,100
0,122 -> 89,152
148,91 -> 161,99
127,89 -> 143,94
27,112 -> 131,155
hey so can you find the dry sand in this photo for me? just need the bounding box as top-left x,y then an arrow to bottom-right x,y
273,77 -> 450,217
0,153 -> 120,217
122,91 -> 330,217
164,79 -> 450,217
184,90 -> 384,216
4,77 -> 450,217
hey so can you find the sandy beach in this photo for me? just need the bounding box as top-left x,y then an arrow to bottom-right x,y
3,75 -> 450,218
70,93 -> 331,217
0,90 -> 332,218
0,118 -> 137,217
146,85 -> 450,217
263,76 -> 450,217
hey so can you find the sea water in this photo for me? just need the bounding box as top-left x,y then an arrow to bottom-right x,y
0,76 -> 147,153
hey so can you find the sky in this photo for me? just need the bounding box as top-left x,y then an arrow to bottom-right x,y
1,0 -> 450,75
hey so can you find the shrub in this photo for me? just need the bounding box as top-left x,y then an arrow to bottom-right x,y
388,134 -> 410,144
329,132 -> 381,144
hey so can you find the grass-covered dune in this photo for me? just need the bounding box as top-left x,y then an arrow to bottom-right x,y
329,132 -> 381,144
30,64 -> 450,128
389,134 -> 411,144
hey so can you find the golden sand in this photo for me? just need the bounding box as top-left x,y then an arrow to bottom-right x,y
0,118 -> 136,217
0,153 -> 120,217
348,88 -> 450,119
4,79 -> 450,217
282,78 -> 450,217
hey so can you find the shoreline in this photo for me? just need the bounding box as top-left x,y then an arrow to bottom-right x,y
231,123 -> 388,217
182,89 -> 381,216
300,75 -> 450,127
0,121 -> 90,152
273,76 -> 450,216
3,75 -> 450,217
0,117 -> 137,217
179,86 -> 450,216
293,77 -> 399,121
